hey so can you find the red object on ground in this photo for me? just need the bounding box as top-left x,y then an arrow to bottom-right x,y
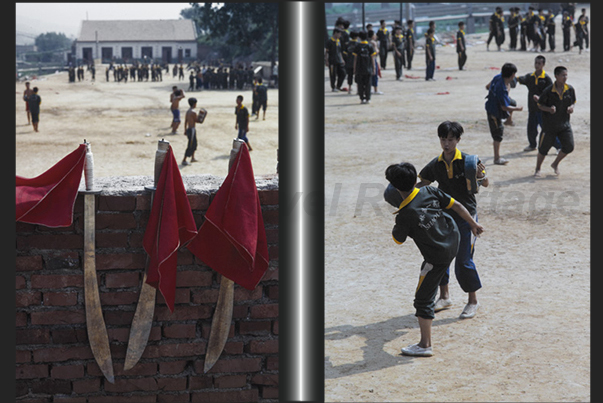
143,146 -> 197,312
404,74 -> 422,79
187,145 -> 269,290
16,144 -> 86,227
436,92 -> 450,95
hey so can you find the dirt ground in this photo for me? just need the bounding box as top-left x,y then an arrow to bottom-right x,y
15,67 -> 279,181
324,8 -> 590,403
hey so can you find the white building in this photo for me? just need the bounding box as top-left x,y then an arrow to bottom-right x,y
75,19 -> 198,64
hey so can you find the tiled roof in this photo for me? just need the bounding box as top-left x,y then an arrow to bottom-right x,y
77,19 -> 197,42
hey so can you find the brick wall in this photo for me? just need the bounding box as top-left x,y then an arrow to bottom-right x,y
15,177 -> 278,402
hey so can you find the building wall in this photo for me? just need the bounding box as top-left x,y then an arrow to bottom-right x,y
16,183 -> 279,402
76,41 -> 198,63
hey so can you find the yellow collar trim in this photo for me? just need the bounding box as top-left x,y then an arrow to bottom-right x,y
532,70 -> 546,84
552,83 -> 569,99
438,148 -> 462,179
394,187 -> 420,213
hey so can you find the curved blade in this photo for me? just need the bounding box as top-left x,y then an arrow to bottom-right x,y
83,193 -> 115,383
204,277 -> 234,373
124,272 -> 156,371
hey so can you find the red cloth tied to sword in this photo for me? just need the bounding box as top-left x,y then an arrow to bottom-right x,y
143,145 -> 197,312
187,145 -> 269,290
16,144 -> 86,227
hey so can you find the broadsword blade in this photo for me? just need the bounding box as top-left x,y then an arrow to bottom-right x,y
123,272 -> 157,371
203,276 -> 234,373
83,192 -> 115,383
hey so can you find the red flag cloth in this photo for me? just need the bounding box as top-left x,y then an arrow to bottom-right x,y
16,144 -> 86,227
143,145 -> 197,312
187,145 -> 269,290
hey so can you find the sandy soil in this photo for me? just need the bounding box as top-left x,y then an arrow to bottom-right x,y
15,67 -> 278,181
324,8 -> 590,403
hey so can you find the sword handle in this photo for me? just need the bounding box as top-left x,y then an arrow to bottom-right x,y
84,140 -> 94,191
228,138 -> 246,172
153,139 -> 170,187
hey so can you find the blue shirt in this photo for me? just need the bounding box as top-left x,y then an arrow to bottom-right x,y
485,73 -> 511,119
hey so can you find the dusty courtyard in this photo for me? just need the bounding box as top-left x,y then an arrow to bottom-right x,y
324,11 -> 590,403
15,67 -> 278,181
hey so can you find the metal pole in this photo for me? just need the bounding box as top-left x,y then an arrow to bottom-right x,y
362,3 -> 365,30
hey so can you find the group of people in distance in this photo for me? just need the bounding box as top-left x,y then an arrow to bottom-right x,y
322,9 -> 583,358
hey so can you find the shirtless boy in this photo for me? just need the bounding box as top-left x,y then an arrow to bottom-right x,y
182,97 -> 199,165
170,86 -> 185,135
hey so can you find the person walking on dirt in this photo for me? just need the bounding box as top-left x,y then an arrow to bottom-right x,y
23,81 -> 33,125
27,87 -> 42,133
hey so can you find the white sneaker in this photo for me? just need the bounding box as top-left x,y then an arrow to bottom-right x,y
459,302 -> 479,319
434,298 -> 452,312
401,343 -> 433,357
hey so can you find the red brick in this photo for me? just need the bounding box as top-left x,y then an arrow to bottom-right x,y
16,275 -> 26,290
99,195 -> 137,211
31,309 -> 86,326
44,251 -> 79,270
159,360 -> 187,375
266,285 -> 278,300
16,349 -> 31,363
203,357 -> 262,374
31,378 -> 72,395
158,394 -> 190,403
105,272 -> 141,288
135,193 -> 152,211
16,221 -> 37,233
156,287 -> 190,306
266,356 -> 278,371
163,323 -> 196,339
16,311 -> 27,327
250,304 -> 278,319
224,341 -> 244,355
176,270 -> 213,287
251,373 -> 278,386
16,328 -> 50,345
99,291 -> 139,305
96,212 -> 137,230
97,232 -> 129,248
72,378 -> 100,394
110,362 -> 157,377
16,255 -> 43,271
268,244 -> 278,261
43,291 -> 78,306
191,288 -> 219,304
89,395 -> 156,403
159,342 -> 206,358
16,364 -> 49,379
214,374 -> 247,389
201,323 -> 235,339
261,208 -> 279,226
104,377 -> 158,393
154,305 -> 212,321
51,328 -> 88,344
265,227 -> 278,244
262,387 -> 279,399
51,364 -> 85,379
234,285 -> 263,302
189,375 -> 213,390
104,310 -> 135,326
157,377 -> 187,391
16,290 -> 42,307
33,346 -> 94,362
21,233 -> 83,250
31,274 -> 83,289
96,253 -> 146,270
259,189 -> 279,205
272,320 -> 279,335
188,193 -> 211,210
54,397 -> 87,403
248,339 -> 278,354
239,321 -> 272,335
191,389 -> 259,403
262,265 -> 279,281
233,305 -> 249,319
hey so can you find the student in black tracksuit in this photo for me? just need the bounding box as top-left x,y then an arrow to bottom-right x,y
325,28 -> 346,92
562,11 -> 573,51
344,31 -> 358,94
353,30 -> 376,104
405,20 -> 415,70
376,20 -> 390,70
456,22 -> 467,70
392,25 -> 405,80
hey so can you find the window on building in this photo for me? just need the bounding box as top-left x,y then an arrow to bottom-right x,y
141,46 -> 153,60
121,47 -> 133,61
101,47 -> 113,62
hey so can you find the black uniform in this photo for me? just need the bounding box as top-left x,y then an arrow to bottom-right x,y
537,83 -> 577,155
352,40 -> 375,102
326,36 -> 346,91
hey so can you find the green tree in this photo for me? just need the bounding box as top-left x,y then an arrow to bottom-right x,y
35,32 -> 71,52
184,3 -> 278,64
